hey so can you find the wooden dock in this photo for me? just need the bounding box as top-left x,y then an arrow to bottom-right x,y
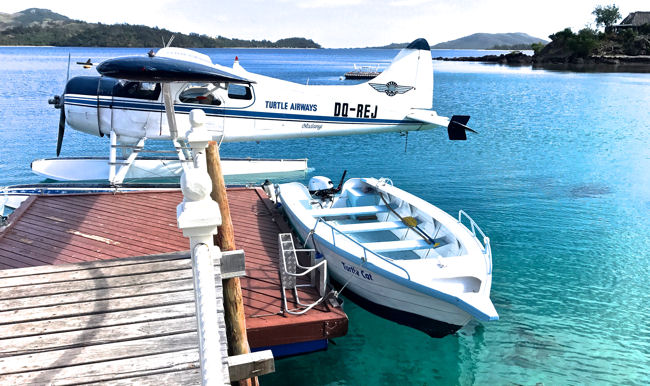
0,187 -> 347,383
0,252 -> 233,384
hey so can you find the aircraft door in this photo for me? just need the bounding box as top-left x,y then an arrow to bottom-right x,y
177,82 -> 225,140
97,91 -> 112,136
110,81 -> 162,138
221,83 -> 255,134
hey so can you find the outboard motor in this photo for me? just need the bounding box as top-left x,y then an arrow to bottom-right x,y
308,170 -> 347,199
308,176 -> 334,193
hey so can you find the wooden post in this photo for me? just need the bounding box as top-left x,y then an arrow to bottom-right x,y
206,141 -> 258,386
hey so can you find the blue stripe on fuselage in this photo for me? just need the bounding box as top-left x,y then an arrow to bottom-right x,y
64,95 -> 410,125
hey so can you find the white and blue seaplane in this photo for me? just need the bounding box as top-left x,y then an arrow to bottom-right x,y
38,38 -> 475,184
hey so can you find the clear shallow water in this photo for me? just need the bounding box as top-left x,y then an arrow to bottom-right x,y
0,47 -> 648,384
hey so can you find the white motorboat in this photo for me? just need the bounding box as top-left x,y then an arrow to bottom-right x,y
277,176 -> 498,337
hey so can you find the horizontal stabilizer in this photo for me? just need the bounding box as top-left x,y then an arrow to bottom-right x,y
447,115 -> 476,141
405,109 -> 451,127
96,56 -> 253,83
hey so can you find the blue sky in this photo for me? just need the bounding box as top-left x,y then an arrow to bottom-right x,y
1,1 -> 647,47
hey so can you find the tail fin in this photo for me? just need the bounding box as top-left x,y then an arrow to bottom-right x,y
368,38 -> 433,109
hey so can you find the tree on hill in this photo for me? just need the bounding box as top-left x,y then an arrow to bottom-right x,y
592,4 -> 621,30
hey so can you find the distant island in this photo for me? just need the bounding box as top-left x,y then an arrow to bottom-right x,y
436,7 -> 650,71
431,32 -> 547,50
0,8 -> 321,48
369,32 -> 547,50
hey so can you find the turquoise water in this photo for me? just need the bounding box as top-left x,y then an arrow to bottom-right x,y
0,47 -> 649,384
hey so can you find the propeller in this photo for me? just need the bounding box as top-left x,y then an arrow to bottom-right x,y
51,54 -> 71,157
56,105 -> 65,156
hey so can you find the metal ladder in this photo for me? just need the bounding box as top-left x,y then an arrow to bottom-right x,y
278,233 -> 328,315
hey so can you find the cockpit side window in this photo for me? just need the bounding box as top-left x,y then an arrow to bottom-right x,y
113,81 -> 161,100
227,84 -> 252,100
178,83 -> 223,106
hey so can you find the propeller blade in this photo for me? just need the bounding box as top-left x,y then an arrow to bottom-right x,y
66,53 -> 71,83
56,108 -> 65,157
53,53 -> 71,157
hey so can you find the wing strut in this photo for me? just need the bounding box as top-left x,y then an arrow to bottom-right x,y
161,84 -> 190,161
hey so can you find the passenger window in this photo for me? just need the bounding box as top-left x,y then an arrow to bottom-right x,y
113,81 -> 161,100
228,84 -> 252,100
178,83 -> 222,105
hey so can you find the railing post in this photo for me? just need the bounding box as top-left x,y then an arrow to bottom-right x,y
177,109 -> 227,385
206,140 -> 259,386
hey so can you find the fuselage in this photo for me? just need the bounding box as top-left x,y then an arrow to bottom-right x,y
63,73 -> 423,145
62,42 -> 437,146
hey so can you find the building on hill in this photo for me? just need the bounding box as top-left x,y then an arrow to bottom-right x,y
611,11 -> 650,32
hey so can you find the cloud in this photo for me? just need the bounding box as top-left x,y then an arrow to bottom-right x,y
297,0 -> 366,8
389,0 -> 433,6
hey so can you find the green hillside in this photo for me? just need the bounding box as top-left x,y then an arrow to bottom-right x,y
0,8 -> 321,48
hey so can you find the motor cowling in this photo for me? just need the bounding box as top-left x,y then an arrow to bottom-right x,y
308,176 -> 333,192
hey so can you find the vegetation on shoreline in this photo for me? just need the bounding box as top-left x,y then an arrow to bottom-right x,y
490,43 -> 538,50
0,8 -> 321,48
438,6 -> 650,70
534,5 -> 650,64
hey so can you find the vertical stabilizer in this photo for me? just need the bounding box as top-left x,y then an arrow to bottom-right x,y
368,38 -> 433,109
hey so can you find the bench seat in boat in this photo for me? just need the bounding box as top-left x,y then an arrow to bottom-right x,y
333,221 -> 409,233
311,205 -> 389,218
362,238 -> 434,253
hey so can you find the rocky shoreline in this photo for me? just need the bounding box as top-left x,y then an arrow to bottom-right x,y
433,51 -> 532,65
434,52 -> 650,72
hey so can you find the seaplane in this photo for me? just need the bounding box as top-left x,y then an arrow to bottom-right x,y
39,38 -> 475,184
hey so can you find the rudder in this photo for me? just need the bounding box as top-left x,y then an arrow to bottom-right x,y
367,38 -> 433,109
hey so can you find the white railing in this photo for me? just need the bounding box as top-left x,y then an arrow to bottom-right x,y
458,210 -> 492,275
176,109 -> 227,385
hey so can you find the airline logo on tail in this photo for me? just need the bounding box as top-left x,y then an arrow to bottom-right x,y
369,81 -> 414,96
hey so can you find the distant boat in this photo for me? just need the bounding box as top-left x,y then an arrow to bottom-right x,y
343,64 -> 382,79
277,176 -> 498,337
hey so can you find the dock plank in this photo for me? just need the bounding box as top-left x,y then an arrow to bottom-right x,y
0,348 -> 200,385
0,316 -> 196,358
0,251 -> 189,279
0,289 -> 199,325
0,331 -> 200,374
0,302 -> 197,339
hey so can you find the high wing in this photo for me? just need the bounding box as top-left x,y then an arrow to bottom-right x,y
406,109 -> 477,140
96,55 -> 253,84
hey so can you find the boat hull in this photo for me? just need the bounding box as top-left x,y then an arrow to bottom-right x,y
282,202 -> 473,336
331,277 -> 462,338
